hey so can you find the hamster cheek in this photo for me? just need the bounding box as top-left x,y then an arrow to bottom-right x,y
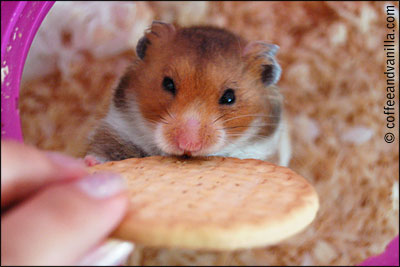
198,123 -> 226,156
154,122 -> 182,156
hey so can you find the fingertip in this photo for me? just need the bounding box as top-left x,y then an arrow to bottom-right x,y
75,172 -> 128,200
2,177 -> 130,265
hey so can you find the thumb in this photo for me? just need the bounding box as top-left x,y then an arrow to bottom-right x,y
1,172 -> 129,265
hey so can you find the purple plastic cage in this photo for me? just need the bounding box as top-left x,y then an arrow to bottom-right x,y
1,1 -> 54,141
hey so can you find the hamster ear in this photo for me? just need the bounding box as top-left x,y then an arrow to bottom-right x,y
243,41 -> 282,86
136,36 -> 150,60
136,21 -> 176,60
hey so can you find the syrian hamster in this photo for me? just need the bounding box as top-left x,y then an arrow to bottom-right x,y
86,21 -> 291,166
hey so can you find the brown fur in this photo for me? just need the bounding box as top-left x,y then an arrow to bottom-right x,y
87,122 -> 148,160
118,23 -> 282,154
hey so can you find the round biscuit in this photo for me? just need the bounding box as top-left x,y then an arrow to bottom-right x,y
88,156 -> 319,250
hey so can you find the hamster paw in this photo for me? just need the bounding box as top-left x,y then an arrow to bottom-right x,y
84,155 -> 102,166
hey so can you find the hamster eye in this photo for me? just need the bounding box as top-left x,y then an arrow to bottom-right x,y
162,77 -> 176,95
219,89 -> 235,105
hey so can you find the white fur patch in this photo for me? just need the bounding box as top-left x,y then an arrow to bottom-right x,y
154,122 -> 178,155
211,118 -> 291,166
104,102 -> 161,155
278,120 -> 291,167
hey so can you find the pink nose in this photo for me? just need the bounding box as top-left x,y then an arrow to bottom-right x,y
176,119 -> 202,152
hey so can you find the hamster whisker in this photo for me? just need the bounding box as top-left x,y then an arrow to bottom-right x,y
225,133 -> 275,139
213,113 -> 228,124
147,119 -> 162,125
144,113 -> 168,125
157,115 -> 169,124
223,124 -> 278,130
165,108 -> 176,121
156,120 -> 168,125
221,114 -> 280,124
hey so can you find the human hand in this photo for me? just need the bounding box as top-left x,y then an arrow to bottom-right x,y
1,140 -> 132,265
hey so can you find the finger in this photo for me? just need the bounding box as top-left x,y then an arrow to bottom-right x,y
1,140 -> 88,207
1,172 -> 129,265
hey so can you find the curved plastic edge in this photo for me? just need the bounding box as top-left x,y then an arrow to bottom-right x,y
359,235 -> 399,266
1,1 -> 55,141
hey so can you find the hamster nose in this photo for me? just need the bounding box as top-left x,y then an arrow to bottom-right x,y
176,119 -> 202,152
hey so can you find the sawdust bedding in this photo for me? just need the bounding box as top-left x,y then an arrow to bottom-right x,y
19,1 -> 398,265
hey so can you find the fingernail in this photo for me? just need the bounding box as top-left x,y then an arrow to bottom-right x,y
77,239 -> 134,266
76,172 -> 127,199
46,152 -> 86,169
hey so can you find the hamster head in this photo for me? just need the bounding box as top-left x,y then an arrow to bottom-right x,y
114,21 -> 283,157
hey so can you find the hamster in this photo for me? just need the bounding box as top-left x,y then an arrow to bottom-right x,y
85,21 -> 291,166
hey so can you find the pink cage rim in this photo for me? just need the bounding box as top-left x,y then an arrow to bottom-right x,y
1,1 -> 54,141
